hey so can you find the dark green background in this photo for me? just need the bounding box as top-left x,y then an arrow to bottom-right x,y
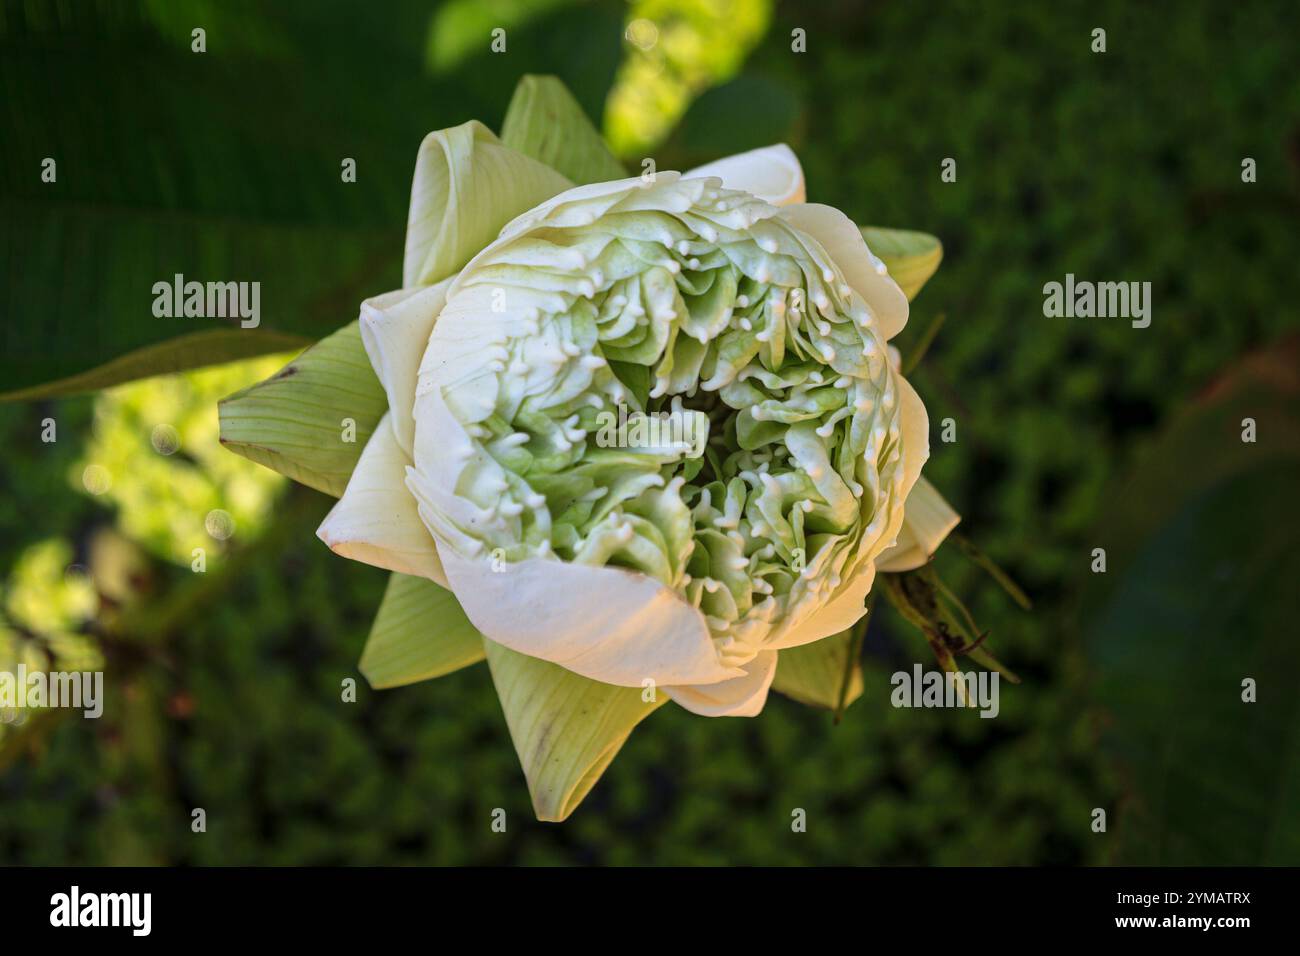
1,0 -> 1297,864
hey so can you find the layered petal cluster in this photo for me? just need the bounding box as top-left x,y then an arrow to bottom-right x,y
319,138 -> 955,717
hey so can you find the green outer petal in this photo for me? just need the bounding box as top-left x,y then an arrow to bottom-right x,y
404,120 -> 573,287
500,75 -> 627,186
484,640 -> 663,822
771,630 -> 864,710
218,320 -> 387,496
860,226 -> 943,302
360,572 -> 485,689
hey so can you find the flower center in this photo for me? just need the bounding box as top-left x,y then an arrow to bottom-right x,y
427,176 -> 908,649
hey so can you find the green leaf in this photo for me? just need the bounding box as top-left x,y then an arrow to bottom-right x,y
1083,341 -> 1300,865
484,639 -> 663,822
1,5 -> 436,397
1090,466 -> 1299,865
1,197 -> 398,401
217,321 -> 387,496
860,227 -> 943,302
0,329 -> 310,401
773,630 -> 864,711
500,75 -> 626,186
360,573 -> 485,689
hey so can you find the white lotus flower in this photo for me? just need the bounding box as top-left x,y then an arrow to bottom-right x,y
317,129 -> 958,719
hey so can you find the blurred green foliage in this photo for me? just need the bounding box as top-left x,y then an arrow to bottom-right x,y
604,0 -> 772,156
1082,343 -> 1300,864
2,0 -> 1298,864
75,357 -> 289,566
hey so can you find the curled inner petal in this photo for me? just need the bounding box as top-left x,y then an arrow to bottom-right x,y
415,173 -> 914,668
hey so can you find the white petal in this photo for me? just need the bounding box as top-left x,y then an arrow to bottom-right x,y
778,203 -> 910,340
404,121 -> 571,287
495,176 -> 651,238
446,175 -> 662,301
359,280 -> 451,456
665,651 -> 778,717
876,477 -> 961,572
437,548 -> 738,689
316,412 -> 447,586
769,565 -> 876,651
895,373 -> 931,507
887,343 -> 902,372
685,144 -> 805,206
